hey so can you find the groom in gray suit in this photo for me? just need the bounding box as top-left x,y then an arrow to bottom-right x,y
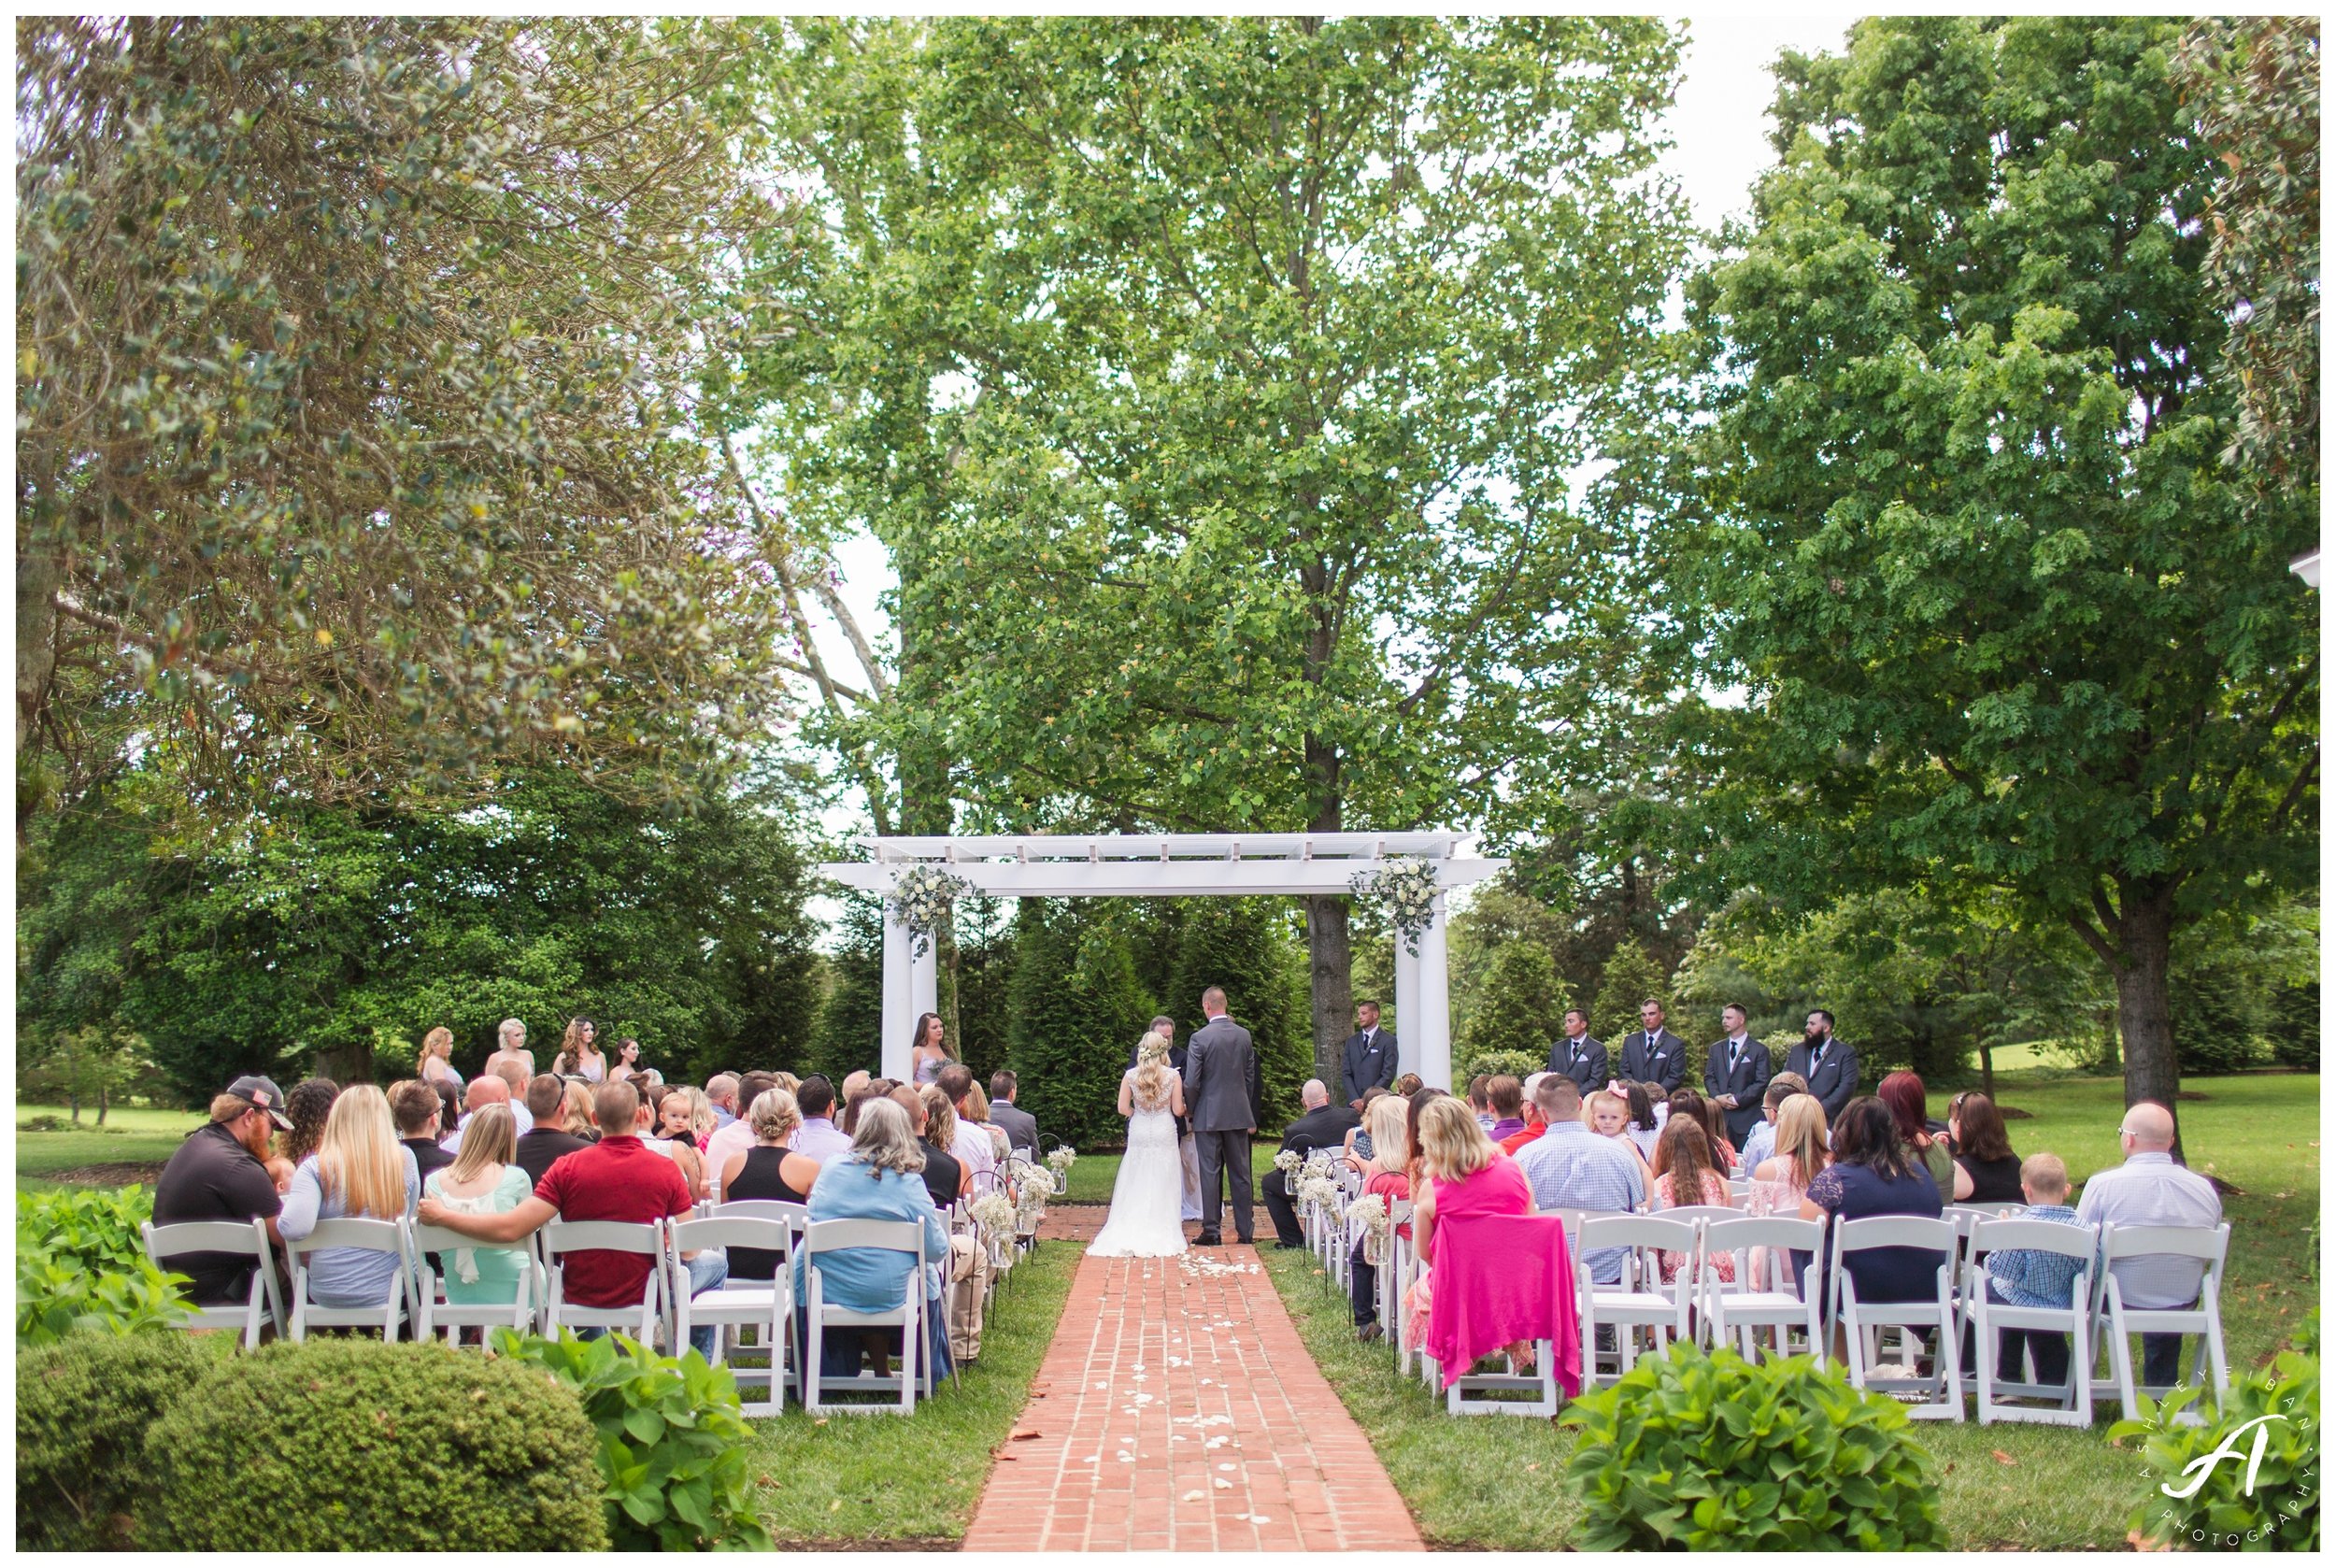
1183,986 -> 1261,1247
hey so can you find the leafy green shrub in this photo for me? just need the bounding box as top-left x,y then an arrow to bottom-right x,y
491,1329 -> 773,1550
17,1331 -> 233,1549
16,1185 -> 189,1346
1458,1048 -> 1545,1086
2112,1319 -> 2319,1552
140,1338 -> 607,1550
1561,1343 -> 1947,1549
18,1114 -> 72,1132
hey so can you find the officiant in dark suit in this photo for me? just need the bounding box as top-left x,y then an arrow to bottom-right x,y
1546,1007 -> 1607,1095
1783,1009 -> 1859,1119
1702,1004 -> 1773,1147
1339,1001 -> 1398,1109
1184,987 -> 1262,1247
1616,999 -> 1688,1093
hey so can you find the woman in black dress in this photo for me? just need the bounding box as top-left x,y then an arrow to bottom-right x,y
720,1089 -> 823,1282
1946,1091 -> 2024,1204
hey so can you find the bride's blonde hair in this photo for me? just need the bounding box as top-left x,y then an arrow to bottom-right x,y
1131,1029 -> 1174,1111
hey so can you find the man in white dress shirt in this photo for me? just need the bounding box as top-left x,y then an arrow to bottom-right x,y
2076,1101 -> 2224,1389
787,1076 -> 855,1163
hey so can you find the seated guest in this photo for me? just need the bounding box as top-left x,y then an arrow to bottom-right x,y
1500,1074 -> 1552,1155
1750,1093 -> 1830,1207
1516,1075 -> 1645,1285
1466,1075 -> 1496,1133
704,1071 -> 777,1198
389,1078 -> 455,1180
151,1075 -> 293,1303
705,1074 -> 742,1131
1799,1096 -> 1945,1306
434,1077 -> 464,1150
278,1084 -> 420,1308
721,1090 -> 825,1281
1349,1094 -> 1414,1342
561,1078 -> 601,1143
279,1076 -> 341,1169
514,1075 -> 593,1184
1622,1082 -> 1662,1162
790,1076 -> 852,1163
771,1071 -> 802,1096
660,1085 -> 716,1149
1584,1089 -> 1656,1190
1392,1072 -> 1424,1099
988,1071 -> 1039,1159
912,1086 -> 972,1207
1964,1152 -> 2087,1389
1737,1072 -> 1808,1172
1648,1116 -> 1734,1283
441,1074 -> 532,1152
960,1082 -> 1010,1165
634,1089 -> 708,1200
937,1065 -> 1002,1195
1877,1070 -> 1954,1194
1667,1088 -> 1736,1174
2077,1102 -> 2224,1388
421,1102 -> 533,1311
1947,1091 -> 2024,1204
1408,1093 -> 1534,1352
838,1070 -> 873,1115
1484,1075 -> 1528,1141
419,1080 -> 725,1360
1342,1086 -> 1393,1167
796,1097 -> 954,1386
1262,1080 -> 1362,1247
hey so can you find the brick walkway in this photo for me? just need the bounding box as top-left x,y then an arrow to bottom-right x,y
962,1226 -> 1425,1552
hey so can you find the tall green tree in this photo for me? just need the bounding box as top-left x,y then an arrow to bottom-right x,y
16,18 -> 788,825
1166,899 -> 1311,1131
1005,902 -> 1155,1149
1672,17 -> 2318,1153
731,17 -> 1694,1085
1457,940 -> 1565,1068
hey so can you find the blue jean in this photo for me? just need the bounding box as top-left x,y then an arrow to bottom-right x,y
575,1250 -> 727,1362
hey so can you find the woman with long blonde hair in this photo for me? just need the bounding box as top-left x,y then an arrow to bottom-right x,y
422,1102 -> 533,1310
418,1026 -> 462,1090
278,1083 -> 420,1308
1350,1091 -> 1417,1344
1089,1029 -> 1189,1259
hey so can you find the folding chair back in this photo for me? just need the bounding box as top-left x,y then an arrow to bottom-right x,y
1575,1215 -> 1698,1385
142,1217 -> 282,1348
800,1219 -> 930,1416
1963,1217 -> 2095,1426
541,1219 -> 667,1346
1830,1215 -> 1961,1419
410,1220 -> 538,1343
668,1216 -> 794,1414
285,1217 -> 413,1342
2096,1221 -> 2230,1421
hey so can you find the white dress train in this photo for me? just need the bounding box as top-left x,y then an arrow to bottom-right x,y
1087,1071 -> 1189,1259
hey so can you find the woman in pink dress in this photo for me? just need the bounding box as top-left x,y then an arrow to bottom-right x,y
1648,1116 -> 1734,1284
1404,1094 -> 1533,1351
1746,1093 -> 1830,1290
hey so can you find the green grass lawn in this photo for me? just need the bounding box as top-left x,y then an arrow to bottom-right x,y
1056,1141 -> 1281,1205
741,1237 -> 1079,1546
1254,1072 -> 2320,1551
15,1104 -> 204,1193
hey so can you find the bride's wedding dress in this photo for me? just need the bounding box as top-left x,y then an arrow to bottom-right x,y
1087,1069 -> 1189,1258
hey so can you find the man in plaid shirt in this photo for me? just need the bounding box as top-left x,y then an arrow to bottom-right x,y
1973,1152 -> 2088,1388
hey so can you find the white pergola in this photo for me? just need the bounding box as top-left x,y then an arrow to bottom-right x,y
818,833 -> 1506,1092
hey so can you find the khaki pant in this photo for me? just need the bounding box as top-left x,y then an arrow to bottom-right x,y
946,1233 -> 990,1363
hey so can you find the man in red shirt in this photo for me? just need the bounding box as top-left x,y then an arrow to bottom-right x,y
419,1079 -> 725,1359
1500,1073 -> 1554,1155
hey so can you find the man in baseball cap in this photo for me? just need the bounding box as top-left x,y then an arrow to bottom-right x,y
150,1074 -> 292,1304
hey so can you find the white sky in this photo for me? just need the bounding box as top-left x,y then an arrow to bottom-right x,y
798,15 -> 1857,856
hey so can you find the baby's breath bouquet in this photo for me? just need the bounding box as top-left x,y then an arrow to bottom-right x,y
1347,856 -> 1442,956
1046,1146 -> 1077,1183
1345,1190 -> 1390,1265
885,862 -> 973,957
1273,1148 -> 1304,1178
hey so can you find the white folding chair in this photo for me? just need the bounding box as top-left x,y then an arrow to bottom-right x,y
1575,1215 -> 1699,1387
284,1217 -> 414,1342
1699,1216 -> 1826,1363
2094,1222 -> 2230,1423
800,1219 -> 932,1416
1830,1215 -> 1963,1419
1961,1217 -> 2094,1427
410,1221 -> 540,1344
668,1216 -> 793,1416
1427,1213 -> 1566,1418
142,1218 -> 283,1348
1382,1201 -> 1417,1374
540,1219 -> 665,1346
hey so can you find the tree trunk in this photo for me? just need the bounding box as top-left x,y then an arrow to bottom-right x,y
2110,882 -> 2185,1162
97,1084 -> 109,1128
67,1089 -> 80,1125
1977,1038 -> 1995,1102
1305,895 -> 1353,1089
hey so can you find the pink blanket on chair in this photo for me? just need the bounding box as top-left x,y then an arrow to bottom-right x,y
1424,1212 -> 1582,1394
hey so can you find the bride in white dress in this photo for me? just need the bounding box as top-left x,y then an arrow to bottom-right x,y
1087,1030 -> 1189,1258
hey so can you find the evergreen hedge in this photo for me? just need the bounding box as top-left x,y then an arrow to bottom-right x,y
17,1331 -> 233,1549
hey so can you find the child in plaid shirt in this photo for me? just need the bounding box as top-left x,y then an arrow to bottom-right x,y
1975,1152 -> 2088,1387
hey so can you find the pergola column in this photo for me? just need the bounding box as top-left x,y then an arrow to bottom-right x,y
1415,893 -> 1453,1091
1392,930 -> 1422,1081
881,913 -> 911,1082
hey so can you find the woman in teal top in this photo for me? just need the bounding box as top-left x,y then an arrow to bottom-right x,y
422,1103 -> 534,1306
796,1096 -> 954,1389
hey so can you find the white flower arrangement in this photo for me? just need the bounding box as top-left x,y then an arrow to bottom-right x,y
1347,856 -> 1442,956
970,1191 -> 1018,1238
1046,1146 -> 1077,1181
884,862 -> 974,957
1345,1190 -> 1390,1265
1296,1171 -> 1344,1214
1273,1148 -> 1304,1178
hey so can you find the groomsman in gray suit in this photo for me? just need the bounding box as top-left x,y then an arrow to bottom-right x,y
1184,987 -> 1261,1247
1783,1010 -> 1859,1120
1616,998 -> 1688,1093
1702,1004 -> 1773,1147
1546,1008 -> 1608,1096
1340,1000 -> 1399,1110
